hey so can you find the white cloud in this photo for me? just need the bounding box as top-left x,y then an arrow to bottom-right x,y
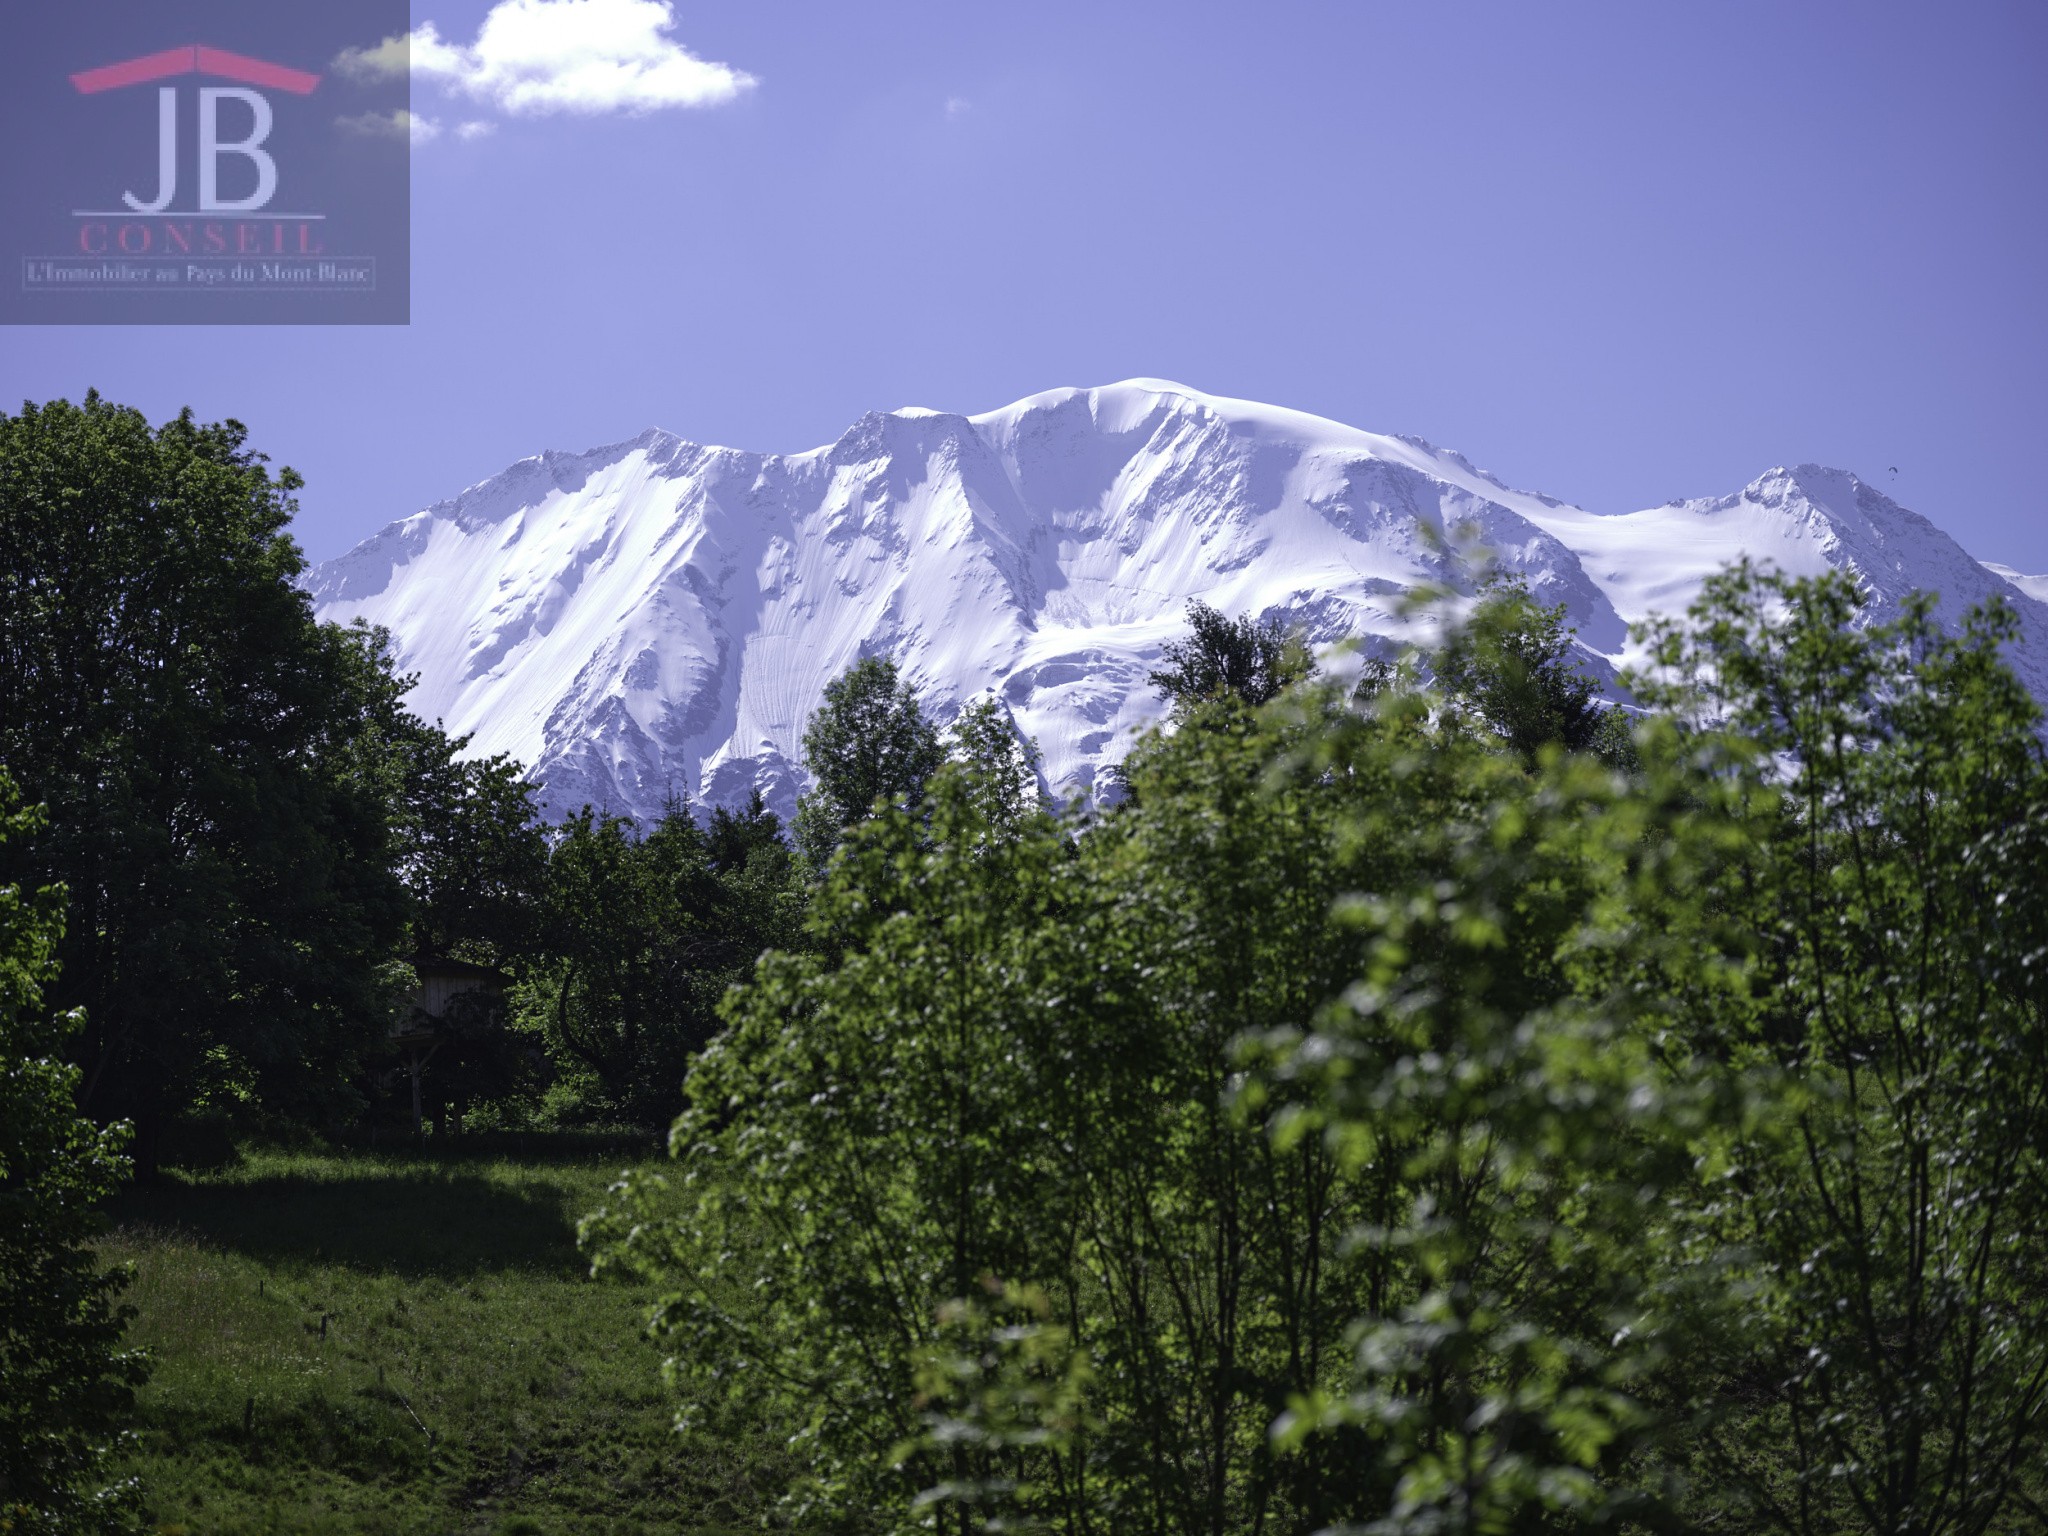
945,96 -> 971,120
456,120 -> 497,141
336,108 -> 439,145
333,34 -> 422,82
333,0 -> 755,117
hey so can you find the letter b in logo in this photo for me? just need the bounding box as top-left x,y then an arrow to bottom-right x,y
200,88 -> 275,211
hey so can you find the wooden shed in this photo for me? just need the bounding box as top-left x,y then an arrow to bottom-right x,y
391,957 -> 510,1138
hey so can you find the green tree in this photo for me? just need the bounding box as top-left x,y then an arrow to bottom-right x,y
1432,574 -> 1634,767
0,395 -> 416,1166
0,770 -> 149,1535
891,1281 -> 1094,1536
590,671 -> 1696,1534
317,624 -> 551,1137
1149,600 -> 1312,712
327,624 -> 549,971
591,691 -> 1461,1535
706,788 -> 790,878
1637,567 -> 2048,1535
792,655 -> 945,873
586,717 -> 1070,1529
396,738 -> 548,971
528,802 -> 803,1126
1040,693 -> 1412,1535
592,562 -> 2048,1535
945,697 -> 1043,831
1251,690 -> 1771,1533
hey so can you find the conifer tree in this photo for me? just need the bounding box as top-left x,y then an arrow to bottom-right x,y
706,789 -> 788,877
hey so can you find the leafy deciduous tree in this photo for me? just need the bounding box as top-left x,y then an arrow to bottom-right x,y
1148,600 -> 1312,713
1432,573 -> 1634,768
590,563 -> 2048,1536
528,802 -> 801,1127
706,788 -> 790,879
1638,567 -> 2048,1536
0,770 -> 149,1535
792,655 -> 946,873
0,395 -> 418,1166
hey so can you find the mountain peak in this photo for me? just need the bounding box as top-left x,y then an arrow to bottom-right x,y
308,384 -> 2048,822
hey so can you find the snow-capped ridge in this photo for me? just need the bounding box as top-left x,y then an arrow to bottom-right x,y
308,380 -> 2048,822
1986,563 -> 2048,605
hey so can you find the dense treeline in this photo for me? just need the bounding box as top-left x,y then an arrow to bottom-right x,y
0,395 -> 793,1153
514,796 -> 802,1126
589,570 -> 2048,1534
0,395 -> 554,1170
0,398 -> 679,1529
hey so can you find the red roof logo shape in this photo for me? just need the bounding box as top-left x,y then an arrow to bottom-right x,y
71,46 -> 321,96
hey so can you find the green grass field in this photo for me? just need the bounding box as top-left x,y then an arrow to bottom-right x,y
97,1141 -> 788,1536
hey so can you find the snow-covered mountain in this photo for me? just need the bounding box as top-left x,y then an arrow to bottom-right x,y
308,380 -> 2048,821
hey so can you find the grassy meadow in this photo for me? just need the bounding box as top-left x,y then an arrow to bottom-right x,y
96,1141 -> 787,1536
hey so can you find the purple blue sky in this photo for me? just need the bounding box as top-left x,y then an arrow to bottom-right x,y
5,0 -> 2046,569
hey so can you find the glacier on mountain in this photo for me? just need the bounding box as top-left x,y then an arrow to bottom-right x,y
307,380 -> 2048,822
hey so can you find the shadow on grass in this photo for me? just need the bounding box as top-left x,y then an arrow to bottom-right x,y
105,1166 -> 592,1280
336,1130 -> 664,1165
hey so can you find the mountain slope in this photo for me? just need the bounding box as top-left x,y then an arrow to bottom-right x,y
309,380 -> 2048,820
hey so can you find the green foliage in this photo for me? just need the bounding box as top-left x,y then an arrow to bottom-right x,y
585,708 -> 1066,1528
1043,695 -> 1411,1535
1148,599 -> 1312,711
0,770 -> 149,1534
357,638 -> 549,970
793,655 -> 946,873
599,690 -> 1636,1533
891,1282 -> 1093,1536
521,803 -> 802,1128
1636,567 -> 2048,1535
320,625 -> 552,1136
1432,574 -> 1635,768
705,790 -> 790,879
944,698 -> 1043,829
593,566 -> 2048,1535
0,396 -> 458,1165
1253,713 -> 1767,1533
0,396 -> 556,1162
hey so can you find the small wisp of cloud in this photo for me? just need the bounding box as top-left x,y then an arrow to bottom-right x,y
336,108 -> 440,146
335,0 -> 755,145
944,96 -> 971,120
